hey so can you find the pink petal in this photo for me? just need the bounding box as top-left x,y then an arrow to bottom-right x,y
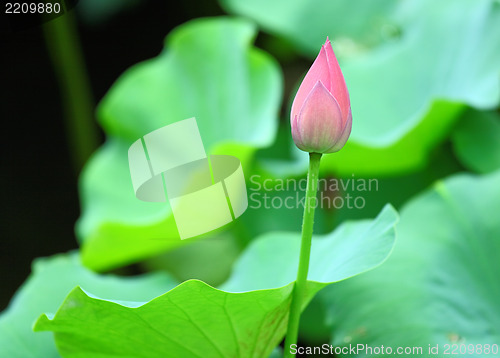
323,38 -> 351,122
291,114 -> 305,150
290,45 -> 330,126
296,81 -> 343,153
325,107 -> 352,153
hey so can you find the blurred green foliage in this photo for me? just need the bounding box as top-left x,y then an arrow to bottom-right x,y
220,0 -> 398,56
452,110 -> 500,174
77,17 -> 282,271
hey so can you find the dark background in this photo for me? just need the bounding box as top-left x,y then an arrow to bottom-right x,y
0,0 -> 226,310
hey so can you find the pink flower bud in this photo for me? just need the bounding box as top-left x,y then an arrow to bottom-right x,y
291,38 -> 352,154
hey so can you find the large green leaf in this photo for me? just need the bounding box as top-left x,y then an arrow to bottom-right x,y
452,109 -> 500,174
77,17 -> 283,271
237,0 -> 500,176
0,253 -> 177,358
35,205 -> 398,358
320,170 -> 500,356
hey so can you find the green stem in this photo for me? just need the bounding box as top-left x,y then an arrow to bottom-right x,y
284,152 -> 322,357
43,10 -> 99,172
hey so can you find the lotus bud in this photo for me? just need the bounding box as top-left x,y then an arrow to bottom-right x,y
291,37 -> 352,154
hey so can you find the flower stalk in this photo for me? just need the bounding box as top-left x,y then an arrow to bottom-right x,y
284,151 -> 322,357
285,37 -> 351,357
